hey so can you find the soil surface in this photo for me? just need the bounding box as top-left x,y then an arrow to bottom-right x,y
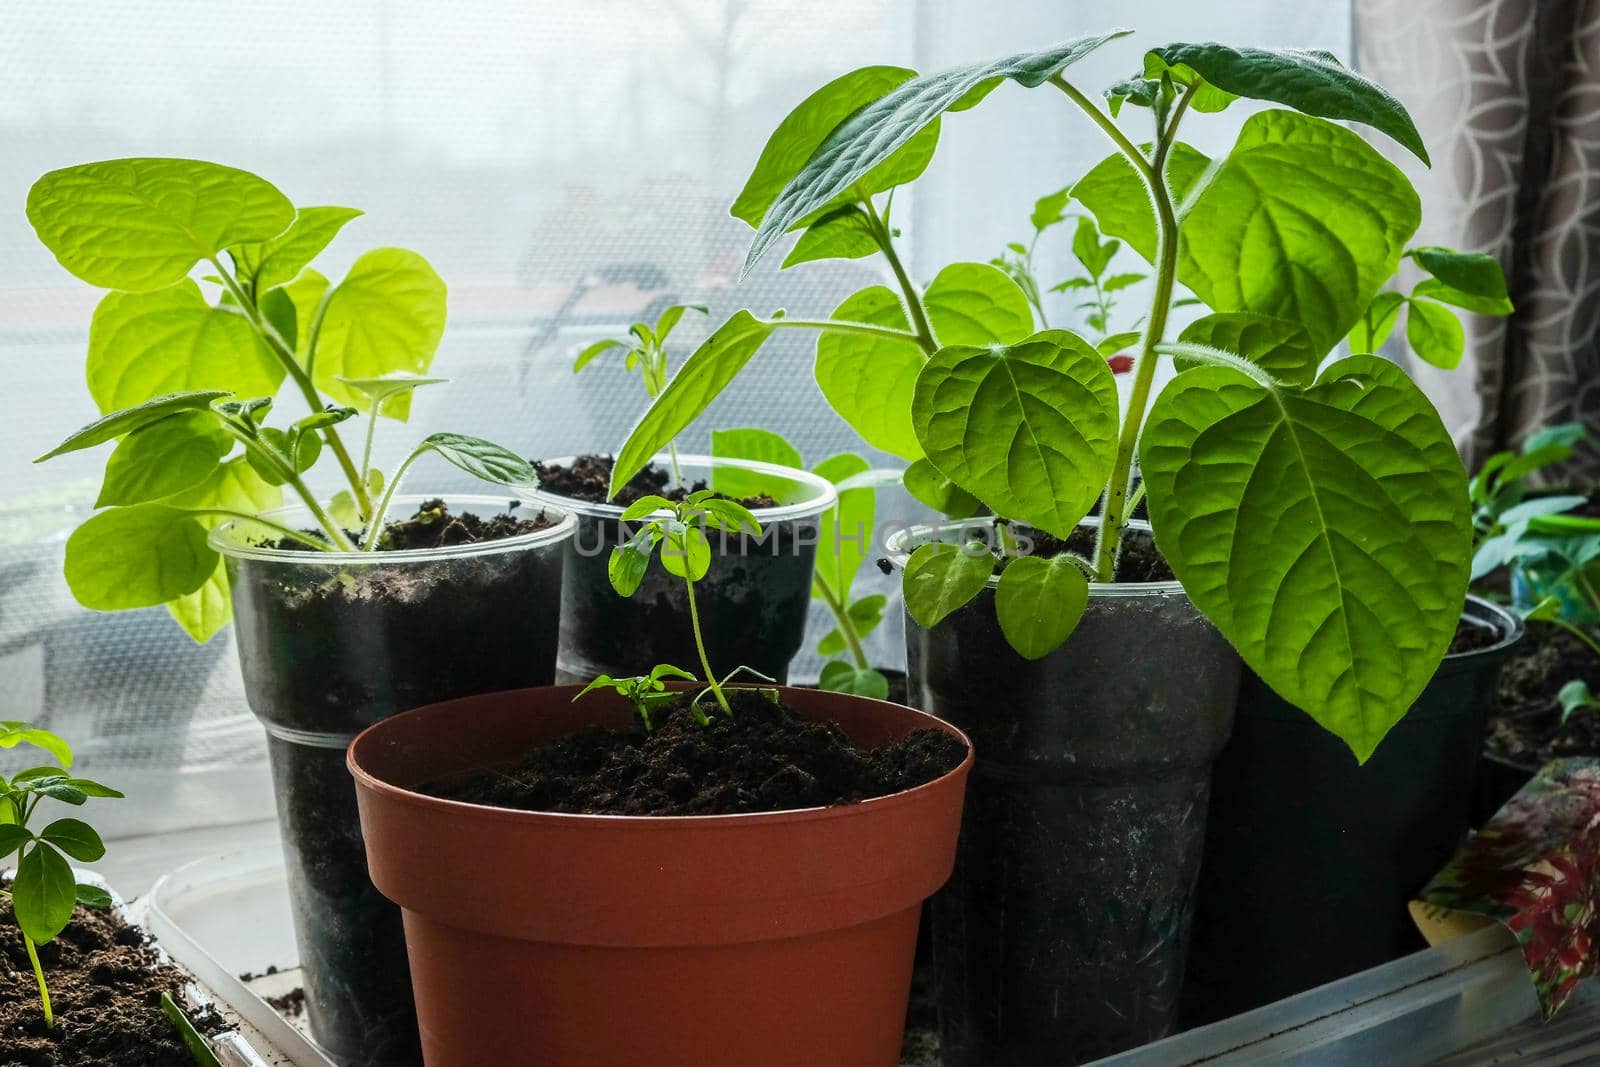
431,690 -> 966,816
1050,525 -> 1174,582
533,454 -> 776,509
268,498 -> 550,552
0,898 -> 225,1067
1486,623 -> 1600,766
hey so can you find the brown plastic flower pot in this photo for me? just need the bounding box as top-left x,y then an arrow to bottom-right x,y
346,684 -> 972,1067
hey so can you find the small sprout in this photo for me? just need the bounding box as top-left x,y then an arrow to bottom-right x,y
0,725 -> 123,1028
161,992 -> 224,1067
599,495 -> 764,721
575,664 -> 697,730
1559,680 -> 1600,726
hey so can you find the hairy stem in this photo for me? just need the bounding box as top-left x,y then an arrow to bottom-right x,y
363,444 -> 433,551
209,259 -> 373,516
188,509 -> 334,552
859,191 -> 938,355
764,317 -> 922,344
216,421 -> 356,550
25,933 -> 52,1028
685,573 -> 731,717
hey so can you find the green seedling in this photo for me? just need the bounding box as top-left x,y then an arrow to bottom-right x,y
602,491 -> 774,722
26,159 -> 538,642
606,36 -> 1494,762
575,664 -> 698,731
0,723 -> 123,1028
1558,679 -> 1600,727
1349,246 -> 1514,369
574,303 -> 708,487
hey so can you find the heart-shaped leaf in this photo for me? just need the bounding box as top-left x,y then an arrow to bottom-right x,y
36,390 -> 231,462
732,66 -> 936,229
27,158 -> 295,291
818,660 -> 890,700
85,281 -> 283,414
995,554 -> 1090,659
65,504 -> 217,612
746,32 -> 1131,273
313,249 -> 447,419
12,841 -> 77,945
610,311 -> 776,497
912,330 -> 1118,537
1139,355 -> 1471,761
230,205 -> 362,294
1405,297 -> 1465,369
815,262 -> 1034,460
97,411 -> 231,507
1177,313 -> 1320,387
903,541 -> 995,629
1144,43 -> 1429,164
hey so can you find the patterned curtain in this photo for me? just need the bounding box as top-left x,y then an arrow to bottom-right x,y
1356,0 -> 1600,481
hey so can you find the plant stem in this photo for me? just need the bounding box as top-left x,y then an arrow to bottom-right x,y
858,191 -> 938,355
813,581 -> 870,670
360,406 -> 380,488
215,421 -> 357,550
209,259 -> 373,517
25,933 -> 51,1028
187,509 -> 335,552
685,574 -> 731,717
1052,80 -> 1197,582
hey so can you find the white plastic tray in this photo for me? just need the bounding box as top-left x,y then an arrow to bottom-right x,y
146,849 -> 1551,1067
145,848 -> 336,1067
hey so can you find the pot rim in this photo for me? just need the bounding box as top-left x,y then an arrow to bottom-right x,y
346,683 -> 973,829
523,453 -> 838,524
208,492 -> 578,564
883,514 -> 1184,597
1448,594 -> 1525,660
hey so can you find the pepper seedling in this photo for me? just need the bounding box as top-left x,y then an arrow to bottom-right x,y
26,159 -> 539,642
575,664 -> 698,731
600,491 -> 774,722
574,303 -> 708,487
0,723 -> 123,1028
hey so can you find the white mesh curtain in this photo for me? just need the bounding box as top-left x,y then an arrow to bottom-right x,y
0,1 -> 1350,838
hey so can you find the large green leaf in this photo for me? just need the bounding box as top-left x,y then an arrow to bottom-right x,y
164,458 -> 282,642
65,504 -> 216,612
995,555 -> 1090,659
1177,313 -> 1320,387
1139,355 -> 1471,761
815,262 -> 1033,460
96,411 -> 231,507
746,32 -> 1131,272
231,205 -> 362,294
610,311 -> 776,496
732,66 -> 938,229
912,330 -> 1118,537
27,158 -> 295,292
1071,142 -> 1213,260
313,249 -> 447,419
86,280 -> 283,413
1144,43 -> 1429,164
35,390 -> 231,461
1177,110 -> 1420,353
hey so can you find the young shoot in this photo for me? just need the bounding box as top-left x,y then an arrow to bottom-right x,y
575,664 -> 697,731
601,491 -> 772,721
26,159 -> 539,642
0,723 -> 123,1028
574,303 -> 708,487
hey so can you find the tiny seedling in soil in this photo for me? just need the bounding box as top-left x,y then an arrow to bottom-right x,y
0,723 -> 122,1028
27,158 -> 540,642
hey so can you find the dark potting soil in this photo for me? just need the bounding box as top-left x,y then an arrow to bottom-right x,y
1051,524 -> 1174,582
0,898 -> 225,1067
1448,616 -> 1504,654
1486,623 -> 1600,766
532,454 -> 777,509
431,690 -> 966,816
266,498 -> 551,552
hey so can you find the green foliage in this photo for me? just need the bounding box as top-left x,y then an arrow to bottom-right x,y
28,159 -> 529,641
995,554 -> 1091,660
902,540 -> 998,630
575,664 -> 697,731
1347,246 -> 1513,369
0,726 -> 122,1027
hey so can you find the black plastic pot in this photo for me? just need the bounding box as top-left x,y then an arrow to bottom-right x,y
887,520 -> 1241,1066
213,495 -> 575,1067
1181,595 -> 1525,1027
1475,751 -> 1539,826
528,454 -> 835,684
